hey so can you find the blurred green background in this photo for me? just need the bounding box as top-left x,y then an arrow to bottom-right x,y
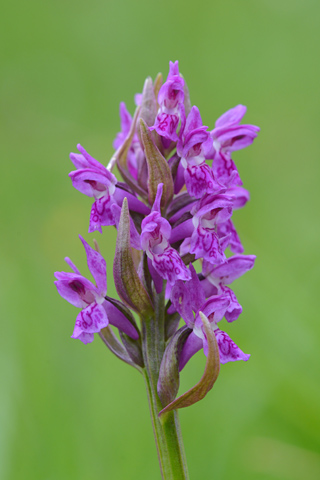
1,0 -> 320,479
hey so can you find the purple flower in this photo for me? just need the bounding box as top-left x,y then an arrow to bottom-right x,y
69,145 -> 117,233
201,254 -> 256,322
141,184 -> 191,285
177,106 -> 221,198
70,144 -> 150,233
54,236 -> 138,344
58,62 -> 259,412
179,194 -> 233,265
208,105 -> 260,187
169,265 -> 249,367
150,61 -> 185,143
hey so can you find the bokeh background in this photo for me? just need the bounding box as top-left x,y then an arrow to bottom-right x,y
1,0 -> 320,479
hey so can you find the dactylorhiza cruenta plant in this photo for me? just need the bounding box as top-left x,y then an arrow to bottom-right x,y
54,61 -> 259,479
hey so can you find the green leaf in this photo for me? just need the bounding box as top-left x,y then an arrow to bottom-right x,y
115,106 -> 148,198
139,118 -> 174,210
138,77 -> 157,128
113,197 -> 153,318
153,72 -> 163,104
158,312 -> 220,416
157,326 -> 192,407
99,327 -> 140,371
119,331 -> 144,368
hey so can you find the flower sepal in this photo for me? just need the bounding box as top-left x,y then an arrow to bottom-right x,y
157,326 -> 192,407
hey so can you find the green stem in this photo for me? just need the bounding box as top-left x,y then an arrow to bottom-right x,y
141,290 -> 189,480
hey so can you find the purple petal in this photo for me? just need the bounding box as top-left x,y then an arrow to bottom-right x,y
152,183 -> 164,213
215,105 -> 247,128
214,328 -> 250,364
73,332 -> 94,344
170,219 -> 194,244
228,186 -> 250,209
54,273 -> 96,308
195,193 -> 233,223
211,152 -> 242,187
182,129 -> 212,162
113,188 -> 151,215
141,211 -> 172,251
69,168 -> 116,198
217,220 -> 244,254
152,246 -> 191,285
222,286 -> 242,322
184,106 -> 203,133
70,144 -> 107,173
173,160 -> 186,194
179,331 -> 203,371
200,277 -> 219,298
103,300 -> 138,340
207,254 -> 256,285
199,294 -> 231,323
158,70 -> 184,109
79,236 -> 107,296
190,225 -> 226,265
64,257 -> 81,275
179,236 -> 191,256
168,60 -> 180,77
152,111 -> 180,142
119,102 -> 132,137
184,163 -> 222,199
89,195 -> 116,233
134,93 -> 142,106
186,264 -> 206,312
170,265 -> 205,327
72,303 -> 109,337
214,124 -> 259,152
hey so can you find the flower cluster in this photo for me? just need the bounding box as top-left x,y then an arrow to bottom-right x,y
55,61 -> 258,411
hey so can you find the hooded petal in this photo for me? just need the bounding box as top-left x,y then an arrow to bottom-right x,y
54,272 -> 96,308
214,124 -> 259,152
198,294 -> 231,324
69,168 -> 116,198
